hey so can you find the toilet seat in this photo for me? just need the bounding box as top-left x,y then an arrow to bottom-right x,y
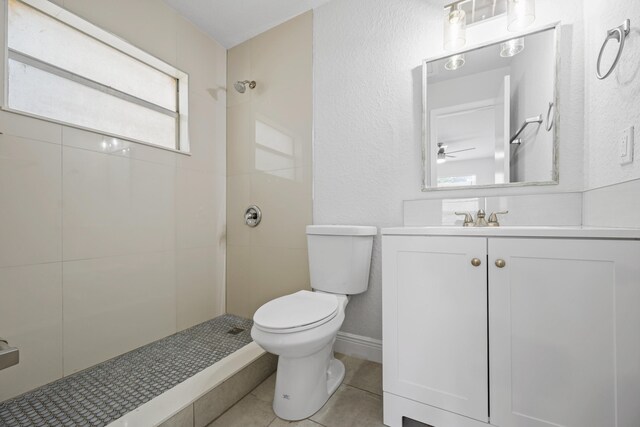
253,290 -> 339,334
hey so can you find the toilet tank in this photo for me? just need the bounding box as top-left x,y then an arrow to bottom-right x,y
306,225 -> 376,295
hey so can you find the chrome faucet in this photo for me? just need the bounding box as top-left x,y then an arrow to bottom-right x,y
455,210 -> 509,227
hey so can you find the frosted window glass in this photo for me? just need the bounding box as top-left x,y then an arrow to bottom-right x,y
8,0 -> 177,111
8,60 -> 176,149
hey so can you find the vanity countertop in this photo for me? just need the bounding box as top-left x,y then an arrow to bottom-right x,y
381,226 -> 640,240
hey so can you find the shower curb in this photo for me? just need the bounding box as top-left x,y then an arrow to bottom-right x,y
113,343 -> 276,427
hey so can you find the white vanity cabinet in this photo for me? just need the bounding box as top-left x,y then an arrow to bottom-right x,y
382,229 -> 640,427
382,236 -> 489,422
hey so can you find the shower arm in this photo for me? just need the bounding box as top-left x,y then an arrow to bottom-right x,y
240,80 -> 256,88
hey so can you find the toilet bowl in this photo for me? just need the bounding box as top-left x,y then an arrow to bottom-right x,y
251,225 -> 376,421
252,290 -> 348,420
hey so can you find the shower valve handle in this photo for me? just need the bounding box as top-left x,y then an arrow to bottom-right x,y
244,205 -> 262,227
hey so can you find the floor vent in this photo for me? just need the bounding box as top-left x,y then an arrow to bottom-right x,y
227,327 -> 245,335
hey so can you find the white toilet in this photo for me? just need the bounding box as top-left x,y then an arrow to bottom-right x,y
251,225 -> 376,421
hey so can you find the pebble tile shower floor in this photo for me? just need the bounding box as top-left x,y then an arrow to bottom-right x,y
0,314 -> 253,427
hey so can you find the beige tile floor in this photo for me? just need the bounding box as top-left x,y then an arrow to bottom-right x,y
207,353 -> 385,427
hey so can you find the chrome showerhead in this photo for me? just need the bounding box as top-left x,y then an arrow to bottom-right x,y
234,80 -> 256,93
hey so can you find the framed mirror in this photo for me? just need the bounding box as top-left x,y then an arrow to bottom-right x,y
422,24 -> 559,191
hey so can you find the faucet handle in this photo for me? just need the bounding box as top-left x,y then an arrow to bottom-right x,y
488,210 -> 509,227
455,212 -> 474,227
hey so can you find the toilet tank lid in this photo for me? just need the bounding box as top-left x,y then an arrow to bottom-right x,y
306,225 -> 377,236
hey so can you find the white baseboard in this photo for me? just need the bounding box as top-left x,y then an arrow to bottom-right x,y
334,331 -> 382,363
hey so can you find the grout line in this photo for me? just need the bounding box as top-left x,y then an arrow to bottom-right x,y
583,176 -> 640,192
212,385 -> 277,426
0,259 -> 63,270
0,128 -> 62,147
61,142 -> 177,168
174,156 -> 179,333
60,125 -> 65,378
343,382 -> 383,398
60,249 -> 174,264
59,246 -> 224,265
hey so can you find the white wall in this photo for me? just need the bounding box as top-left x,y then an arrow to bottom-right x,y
583,0 -> 640,190
581,0 -> 640,228
0,0 -> 227,400
428,67 -> 509,112
313,0 -> 584,340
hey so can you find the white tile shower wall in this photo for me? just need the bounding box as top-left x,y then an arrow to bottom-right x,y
313,0 -> 585,340
404,193 -> 583,227
0,132 -> 62,268
582,178 -> 640,228
0,263 -> 63,402
0,0 -> 227,400
63,251 -> 177,374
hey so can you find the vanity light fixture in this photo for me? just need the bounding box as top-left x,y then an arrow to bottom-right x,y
500,37 -> 525,57
445,54 -> 465,70
507,0 -> 535,32
441,0 -> 534,69
444,3 -> 467,51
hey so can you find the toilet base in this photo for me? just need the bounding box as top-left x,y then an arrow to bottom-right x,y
326,356 -> 346,397
272,341 -> 345,421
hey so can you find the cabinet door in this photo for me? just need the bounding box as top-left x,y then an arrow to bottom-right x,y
383,236 -> 488,422
489,238 -> 640,427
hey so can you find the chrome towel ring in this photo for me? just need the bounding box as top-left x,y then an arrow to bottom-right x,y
596,19 -> 631,80
545,102 -> 555,132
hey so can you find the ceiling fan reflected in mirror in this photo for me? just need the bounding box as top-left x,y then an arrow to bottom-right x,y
436,142 -> 476,164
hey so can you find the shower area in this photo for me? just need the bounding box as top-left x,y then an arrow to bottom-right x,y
225,11 -> 313,320
0,0 -> 313,424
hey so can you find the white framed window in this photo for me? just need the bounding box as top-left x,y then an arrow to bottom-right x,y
1,0 -> 190,153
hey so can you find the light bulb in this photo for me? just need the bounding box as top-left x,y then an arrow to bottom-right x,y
444,7 -> 466,51
500,38 -> 525,57
445,54 -> 465,71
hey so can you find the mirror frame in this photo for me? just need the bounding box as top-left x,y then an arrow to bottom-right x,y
421,22 -> 561,192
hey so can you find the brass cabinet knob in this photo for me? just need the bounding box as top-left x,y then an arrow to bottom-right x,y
495,259 -> 506,268
471,258 -> 482,267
